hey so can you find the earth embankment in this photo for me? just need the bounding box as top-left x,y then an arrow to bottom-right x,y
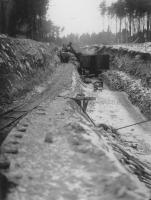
97,44 -> 151,119
0,35 -> 58,112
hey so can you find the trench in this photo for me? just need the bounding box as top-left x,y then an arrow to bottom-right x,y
67,50 -> 151,193
77,58 -> 151,194
1,50 -> 151,197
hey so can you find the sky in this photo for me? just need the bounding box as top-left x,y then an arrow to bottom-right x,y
47,0 -> 116,36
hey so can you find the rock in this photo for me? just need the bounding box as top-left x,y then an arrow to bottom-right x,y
17,128 -> 26,132
22,124 -> 28,127
45,133 -> 53,143
36,112 -> 46,115
3,147 -> 18,154
84,78 -> 92,84
131,143 -> 138,149
13,134 -> 23,139
0,155 -> 10,169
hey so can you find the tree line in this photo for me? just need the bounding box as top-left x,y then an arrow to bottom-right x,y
0,0 -> 60,41
100,0 -> 151,43
62,30 -> 116,47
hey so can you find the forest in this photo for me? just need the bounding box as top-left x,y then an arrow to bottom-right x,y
100,0 -> 151,43
0,0 -> 151,44
64,0 -> 151,45
0,0 -> 60,41
61,31 -> 116,46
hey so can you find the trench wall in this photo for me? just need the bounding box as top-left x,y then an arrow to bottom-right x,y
0,35 -> 57,106
98,45 -> 151,119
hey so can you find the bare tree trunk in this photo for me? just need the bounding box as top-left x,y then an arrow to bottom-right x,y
116,16 -> 118,43
149,15 -> 151,41
138,17 -> 141,33
129,14 -> 132,39
125,17 -> 128,43
6,0 -> 16,35
132,18 -> 136,35
119,18 -> 122,43
0,1 -> 4,33
147,12 -> 150,41
142,17 -> 145,38
0,0 -> 7,33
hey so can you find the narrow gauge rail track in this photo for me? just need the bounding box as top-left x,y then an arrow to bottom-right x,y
72,93 -> 151,190
0,87 -> 51,145
0,103 -> 39,145
0,108 -> 36,145
0,64 -> 73,146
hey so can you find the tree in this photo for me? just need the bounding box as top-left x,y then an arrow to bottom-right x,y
99,1 -> 107,31
0,0 -> 50,38
100,0 -> 151,42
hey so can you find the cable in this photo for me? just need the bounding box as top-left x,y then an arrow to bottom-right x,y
116,119 -> 151,130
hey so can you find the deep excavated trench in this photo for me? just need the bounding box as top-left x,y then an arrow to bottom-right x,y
76,50 -> 151,195
1,47 -> 151,199
70,48 -> 151,194
81,78 -> 151,191
77,49 -> 151,193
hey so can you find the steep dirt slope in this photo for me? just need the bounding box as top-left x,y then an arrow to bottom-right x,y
0,64 -> 149,200
0,35 -> 58,112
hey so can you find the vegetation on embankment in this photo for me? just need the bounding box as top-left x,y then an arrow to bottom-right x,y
100,45 -> 151,119
103,70 -> 151,119
0,35 -> 58,111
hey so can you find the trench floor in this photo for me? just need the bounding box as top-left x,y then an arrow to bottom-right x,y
86,83 -> 151,167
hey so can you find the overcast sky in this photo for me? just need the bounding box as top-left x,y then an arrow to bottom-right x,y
47,0 -> 116,36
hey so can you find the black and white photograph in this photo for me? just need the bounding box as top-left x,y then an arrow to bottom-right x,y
0,0 -> 151,199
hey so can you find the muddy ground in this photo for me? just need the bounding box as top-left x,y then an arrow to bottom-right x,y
0,63 -> 150,200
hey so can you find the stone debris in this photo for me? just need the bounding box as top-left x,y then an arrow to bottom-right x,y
0,155 -> 10,169
44,132 -> 53,144
17,128 -> 27,132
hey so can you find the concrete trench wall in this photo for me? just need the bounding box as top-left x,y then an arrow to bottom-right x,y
0,36 -> 57,104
